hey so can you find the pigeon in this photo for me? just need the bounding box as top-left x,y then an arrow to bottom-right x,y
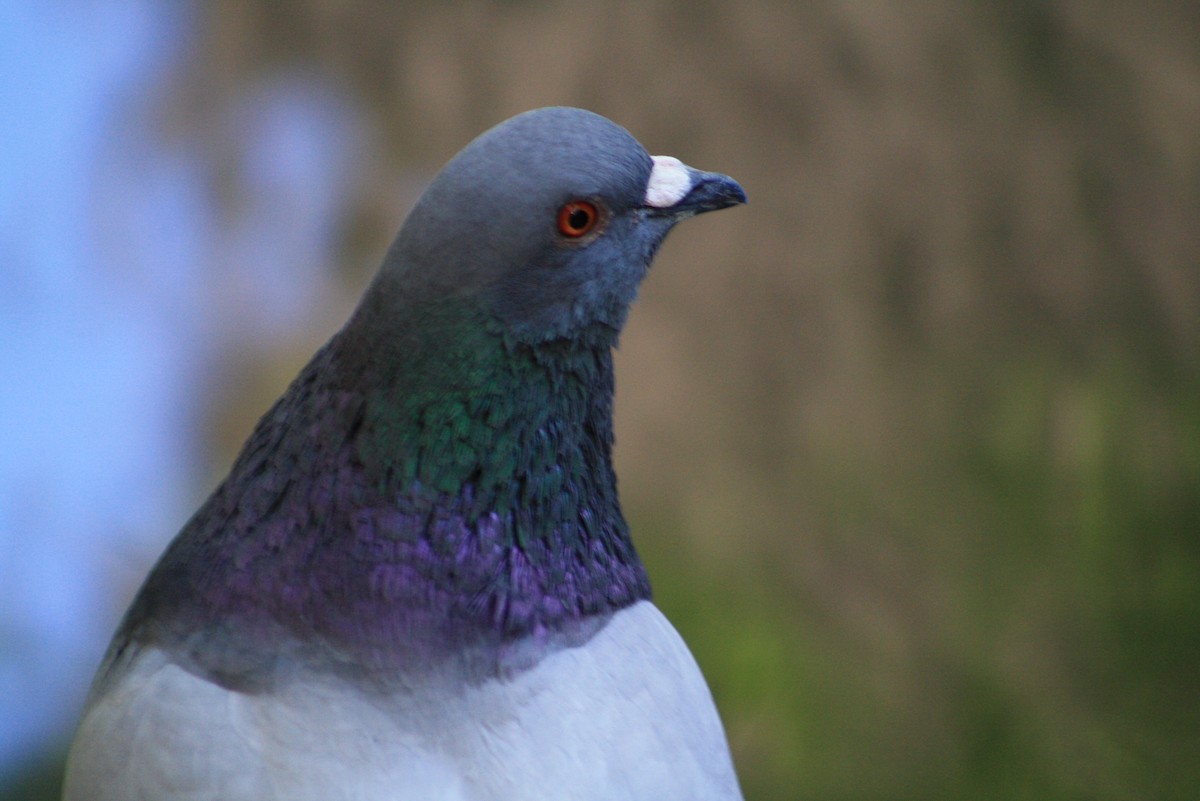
63,106 -> 747,801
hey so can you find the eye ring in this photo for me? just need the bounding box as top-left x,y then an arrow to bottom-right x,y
556,200 -> 600,238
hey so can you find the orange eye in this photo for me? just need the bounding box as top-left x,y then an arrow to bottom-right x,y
556,200 -> 599,238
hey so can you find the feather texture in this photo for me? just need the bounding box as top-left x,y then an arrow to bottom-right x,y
65,602 -> 741,801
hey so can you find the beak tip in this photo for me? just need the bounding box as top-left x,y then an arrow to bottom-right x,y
727,179 -> 749,207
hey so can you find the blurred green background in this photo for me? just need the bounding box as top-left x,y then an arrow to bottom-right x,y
5,2 -> 1199,799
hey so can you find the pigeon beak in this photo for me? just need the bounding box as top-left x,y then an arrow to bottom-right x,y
642,155 -> 747,218
673,169 -> 748,215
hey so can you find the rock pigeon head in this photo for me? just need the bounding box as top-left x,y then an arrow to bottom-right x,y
374,106 -> 746,344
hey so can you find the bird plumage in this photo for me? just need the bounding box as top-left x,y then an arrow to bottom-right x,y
64,107 -> 746,800
66,602 -> 739,801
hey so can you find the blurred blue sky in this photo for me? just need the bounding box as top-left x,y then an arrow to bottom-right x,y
0,0 -> 358,776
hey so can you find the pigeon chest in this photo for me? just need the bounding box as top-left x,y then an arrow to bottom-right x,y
65,601 -> 742,801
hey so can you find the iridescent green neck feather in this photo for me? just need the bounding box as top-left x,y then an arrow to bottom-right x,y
341,292 -> 626,550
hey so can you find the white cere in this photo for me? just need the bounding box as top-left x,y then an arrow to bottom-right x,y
643,155 -> 692,208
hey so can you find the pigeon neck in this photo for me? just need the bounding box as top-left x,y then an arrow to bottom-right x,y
353,308 -> 624,521
339,308 -> 655,653
129,299 -> 651,677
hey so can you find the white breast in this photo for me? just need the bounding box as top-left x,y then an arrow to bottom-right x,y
63,601 -> 743,801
